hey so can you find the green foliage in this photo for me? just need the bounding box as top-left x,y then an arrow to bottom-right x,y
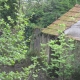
0,12 -> 27,66
25,32 -> 75,79
0,0 -> 30,79
0,0 -> 78,79
25,0 -> 80,28
0,67 -> 32,80
24,27 -> 33,47
48,33 -> 75,79
24,0 -> 80,49
0,0 -> 19,27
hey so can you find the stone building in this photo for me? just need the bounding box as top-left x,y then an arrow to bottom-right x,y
30,4 -> 80,80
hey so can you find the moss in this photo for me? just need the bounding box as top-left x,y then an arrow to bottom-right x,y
42,4 -> 80,36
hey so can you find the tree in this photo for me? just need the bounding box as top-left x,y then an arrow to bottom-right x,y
0,0 -> 29,79
25,0 -> 80,28
0,0 -> 19,27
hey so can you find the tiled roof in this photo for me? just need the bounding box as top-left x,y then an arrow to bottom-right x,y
42,4 -> 80,36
